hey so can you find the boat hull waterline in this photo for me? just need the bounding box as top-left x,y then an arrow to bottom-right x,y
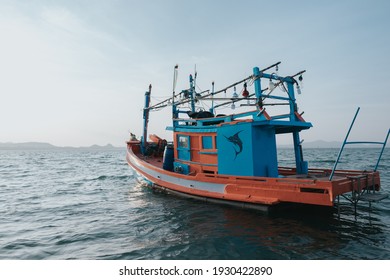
126,143 -> 380,211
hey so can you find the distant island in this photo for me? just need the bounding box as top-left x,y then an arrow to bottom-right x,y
0,140 -> 384,150
0,142 -> 123,150
284,140 -> 342,149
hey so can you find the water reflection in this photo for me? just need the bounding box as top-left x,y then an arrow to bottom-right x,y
130,185 -> 389,259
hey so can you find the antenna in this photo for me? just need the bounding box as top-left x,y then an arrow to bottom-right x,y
172,64 -> 178,118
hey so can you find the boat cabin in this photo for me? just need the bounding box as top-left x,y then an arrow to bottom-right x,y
143,64 -> 312,178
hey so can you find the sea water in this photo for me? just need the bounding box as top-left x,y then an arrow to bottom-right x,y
0,148 -> 389,259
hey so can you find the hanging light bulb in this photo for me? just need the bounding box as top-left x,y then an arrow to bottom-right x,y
269,79 -> 275,91
232,86 -> 238,99
231,87 -> 238,109
296,83 -> 302,95
242,82 -> 249,97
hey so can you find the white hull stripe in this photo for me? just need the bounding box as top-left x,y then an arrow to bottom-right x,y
127,152 -> 226,193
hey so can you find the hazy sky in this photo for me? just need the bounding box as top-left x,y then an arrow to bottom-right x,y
1,0 -> 389,147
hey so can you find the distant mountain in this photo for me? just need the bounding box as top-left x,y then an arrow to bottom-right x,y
0,142 -> 122,150
302,140 -> 342,148
87,144 -> 118,150
0,142 -> 57,149
1,140 -> 383,150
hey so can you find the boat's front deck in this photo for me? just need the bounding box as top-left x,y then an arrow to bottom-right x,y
139,150 -> 377,180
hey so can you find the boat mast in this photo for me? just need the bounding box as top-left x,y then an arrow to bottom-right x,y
286,80 -> 307,174
189,74 -> 196,113
141,84 -> 152,155
172,65 -> 178,119
209,81 -> 215,114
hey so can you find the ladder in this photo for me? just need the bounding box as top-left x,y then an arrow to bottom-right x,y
345,174 -> 388,213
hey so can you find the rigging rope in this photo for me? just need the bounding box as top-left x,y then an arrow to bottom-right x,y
148,64 -> 304,111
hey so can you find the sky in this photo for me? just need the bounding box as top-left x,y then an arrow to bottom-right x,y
0,0 -> 389,147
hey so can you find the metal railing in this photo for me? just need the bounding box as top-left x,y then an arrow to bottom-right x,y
329,107 -> 390,180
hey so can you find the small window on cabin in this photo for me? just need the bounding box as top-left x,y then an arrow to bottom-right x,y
178,135 -> 189,149
214,136 -> 217,149
202,136 -> 213,149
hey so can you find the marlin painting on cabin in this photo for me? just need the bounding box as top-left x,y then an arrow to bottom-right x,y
225,131 -> 243,159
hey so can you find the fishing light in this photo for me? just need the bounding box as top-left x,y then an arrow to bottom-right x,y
232,86 -> 238,99
269,79 -> 275,91
230,87 -> 238,110
242,82 -> 249,97
296,83 -> 302,95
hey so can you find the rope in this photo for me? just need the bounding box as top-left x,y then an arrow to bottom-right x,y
148,64 -> 304,111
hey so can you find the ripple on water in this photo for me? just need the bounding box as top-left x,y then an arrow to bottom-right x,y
0,149 -> 389,259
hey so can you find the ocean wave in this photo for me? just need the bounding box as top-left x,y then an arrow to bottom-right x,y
87,175 -> 130,181
0,149 -> 388,260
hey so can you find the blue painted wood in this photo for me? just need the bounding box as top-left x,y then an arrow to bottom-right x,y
217,122 -> 278,177
253,67 -> 262,100
173,162 -> 190,174
162,145 -> 174,171
202,136 -> 213,149
177,135 -> 191,161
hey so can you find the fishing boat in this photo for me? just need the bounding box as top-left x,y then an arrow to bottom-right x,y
126,63 -> 389,212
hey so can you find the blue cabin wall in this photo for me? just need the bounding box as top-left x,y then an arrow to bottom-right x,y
217,123 -> 253,176
252,126 -> 278,177
217,122 -> 278,177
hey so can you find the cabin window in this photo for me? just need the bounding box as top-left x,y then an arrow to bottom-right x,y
202,136 -> 213,149
178,135 -> 189,148
177,135 -> 191,161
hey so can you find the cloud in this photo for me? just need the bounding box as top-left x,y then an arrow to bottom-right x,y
41,6 -> 83,33
0,1 -> 389,146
